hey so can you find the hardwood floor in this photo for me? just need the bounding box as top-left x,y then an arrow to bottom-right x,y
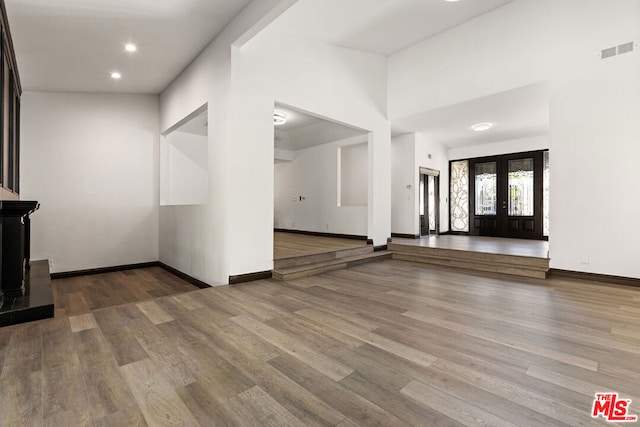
2,259 -> 639,425
52,267 -> 199,316
274,232 -> 368,260
390,236 -> 550,279
392,235 -> 549,259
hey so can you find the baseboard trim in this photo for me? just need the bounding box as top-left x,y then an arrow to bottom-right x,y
229,270 -> 272,285
374,245 -> 388,252
50,262 -> 159,279
50,261 -> 213,289
549,269 -> 640,288
391,233 -> 420,239
158,263 -> 211,289
275,228 -> 368,241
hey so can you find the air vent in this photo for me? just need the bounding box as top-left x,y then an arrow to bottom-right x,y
601,46 -> 617,59
601,41 -> 635,59
618,41 -> 634,55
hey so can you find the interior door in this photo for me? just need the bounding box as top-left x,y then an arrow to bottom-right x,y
469,151 -> 544,239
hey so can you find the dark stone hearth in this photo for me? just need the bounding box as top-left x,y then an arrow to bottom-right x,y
0,200 -> 39,298
0,201 -> 52,326
0,260 -> 53,326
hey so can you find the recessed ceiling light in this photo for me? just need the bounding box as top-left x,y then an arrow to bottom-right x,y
471,122 -> 493,132
274,111 -> 287,125
125,43 -> 137,52
110,72 -> 122,80
445,0 -> 460,2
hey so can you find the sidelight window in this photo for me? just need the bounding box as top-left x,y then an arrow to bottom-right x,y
543,151 -> 549,236
450,160 -> 469,232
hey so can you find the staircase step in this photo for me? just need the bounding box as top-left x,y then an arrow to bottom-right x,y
388,243 -> 549,279
274,245 -> 373,269
273,251 -> 391,281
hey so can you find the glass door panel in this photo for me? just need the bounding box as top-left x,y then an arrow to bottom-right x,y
466,151 -> 545,240
475,162 -> 497,215
428,175 -> 436,231
543,151 -> 549,236
507,158 -> 534,216
419,178 -> 424,216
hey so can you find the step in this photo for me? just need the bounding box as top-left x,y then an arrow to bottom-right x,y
273,251 -> 392,281
274,245 -> 373,270
388,243 -> 549,279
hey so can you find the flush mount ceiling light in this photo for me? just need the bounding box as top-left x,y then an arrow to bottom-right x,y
471,122 -> 493,132
110,71 -> 122,79
124,43 -> 137,52
273,111 -> 287,125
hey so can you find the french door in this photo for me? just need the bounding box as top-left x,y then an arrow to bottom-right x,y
469,151 -> 544,239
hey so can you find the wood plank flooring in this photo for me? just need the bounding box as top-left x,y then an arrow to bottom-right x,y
52,267 -> 198,316
2,259 -> 640,425
392,235 -> 549,259
274,232 -> 368,260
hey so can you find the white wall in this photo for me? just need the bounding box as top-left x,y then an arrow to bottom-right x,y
160,131 -> 208,206
390,133 -> 449,236
339,142 -> 368,207
389,0 -> 640,278
21,92 -> 160,273
388,0 -> 555,121
549,1 -> 640,278
448,135 -> 549,160
159,0 -> 292,284
275,136 -> 368,236
391,134 -> 415,235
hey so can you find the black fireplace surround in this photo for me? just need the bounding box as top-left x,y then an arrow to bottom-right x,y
0,200 -> 53,326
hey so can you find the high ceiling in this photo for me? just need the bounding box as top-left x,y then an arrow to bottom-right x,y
4,0 -> 253,93
5,0 -> 514,94
6,0 -> 544,149
263,0 -> 513,56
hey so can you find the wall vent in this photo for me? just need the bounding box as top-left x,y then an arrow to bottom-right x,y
601,41 -> 635,59
601,46 -> 617,59
618,41 -> 634,55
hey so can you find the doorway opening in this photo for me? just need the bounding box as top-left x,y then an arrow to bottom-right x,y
273,102 -> 370,260
419,167 -> 440,237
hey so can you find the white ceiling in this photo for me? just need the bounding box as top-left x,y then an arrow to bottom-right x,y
392,82 -> 550,148
5,0 -> 253,93
5,0 -> 541,150
263,0 -> 513,56
5,0 -> 515,94
274,104 -> 366,151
